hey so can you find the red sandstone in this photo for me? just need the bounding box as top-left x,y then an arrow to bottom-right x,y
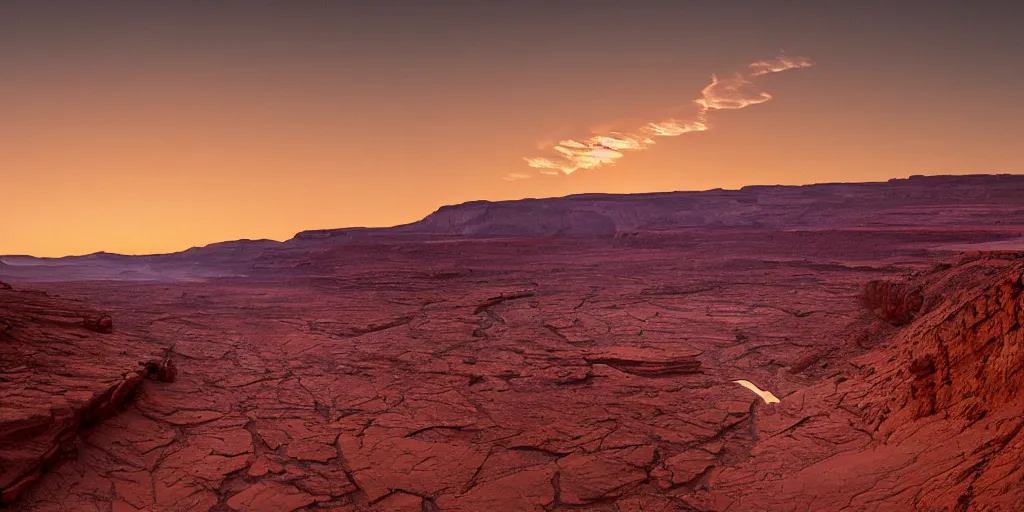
2,175 -> 1024,511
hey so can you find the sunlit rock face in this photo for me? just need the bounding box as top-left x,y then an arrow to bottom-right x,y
692,253 -> 1024,511
865,254 -> 1024,423
3,176 -> 1024,510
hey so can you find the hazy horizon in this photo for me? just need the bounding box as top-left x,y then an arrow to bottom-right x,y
4,173 -> 1017,259
3,1 -> 1022,256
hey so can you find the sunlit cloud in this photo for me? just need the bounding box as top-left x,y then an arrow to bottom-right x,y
525,157 -> 561,169
641,115 -> 708,137
503,172 -> 531,181
748,55 -> 815,76
524,135 -> 645,175
592,134 -> 650,151
522,54 -> 814,176
694,74 -> 773,110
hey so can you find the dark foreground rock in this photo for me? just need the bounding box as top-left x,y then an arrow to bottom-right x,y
0,288 -> 170,505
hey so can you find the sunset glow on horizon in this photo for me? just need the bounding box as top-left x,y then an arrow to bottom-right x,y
2,2 -> 1022,257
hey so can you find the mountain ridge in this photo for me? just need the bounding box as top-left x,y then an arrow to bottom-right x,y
5,174 -> 1023,261
3,174 -> 1023,282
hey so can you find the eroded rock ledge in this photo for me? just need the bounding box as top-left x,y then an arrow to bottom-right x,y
694,252 -> 1024,510
0,287 -> 171,504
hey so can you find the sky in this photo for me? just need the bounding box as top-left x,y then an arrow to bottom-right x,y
2,1 -> 1023,257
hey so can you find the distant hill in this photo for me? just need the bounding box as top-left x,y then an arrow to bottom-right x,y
3,174 -> 1023,281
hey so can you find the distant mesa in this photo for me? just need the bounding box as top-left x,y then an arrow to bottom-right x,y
3,174 -> 1024,283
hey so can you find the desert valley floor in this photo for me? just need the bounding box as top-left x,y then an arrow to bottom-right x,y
2,175 -> 1024,511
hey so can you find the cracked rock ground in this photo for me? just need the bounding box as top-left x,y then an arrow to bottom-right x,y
2,176 -> 1024,511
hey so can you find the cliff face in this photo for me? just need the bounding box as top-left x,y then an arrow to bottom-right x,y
856,254 -> 1024,510
867,253 -> 1024,427
697,253 -> 1024,511
364,174 -> 1024,238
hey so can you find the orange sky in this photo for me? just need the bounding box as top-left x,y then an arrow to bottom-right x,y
2,2 -> 1022,257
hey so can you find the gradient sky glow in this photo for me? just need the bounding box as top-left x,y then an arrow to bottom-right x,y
2,1 -> 1023,256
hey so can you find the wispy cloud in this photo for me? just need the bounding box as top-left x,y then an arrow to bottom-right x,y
694,74 -> 773,110
642,115 -> 708,137
748,55 -> 815,76
502,172 -> 532,181
522,54 -> 814,176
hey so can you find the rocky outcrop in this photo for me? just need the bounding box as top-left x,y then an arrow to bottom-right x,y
0,287 -> 171,505
859,279 -> 924,325
143,356 -> 178,383
82,312 -> 113,333
694,253 -> 1024,511
868,253 -> 1024,423
583,347 -> 702,376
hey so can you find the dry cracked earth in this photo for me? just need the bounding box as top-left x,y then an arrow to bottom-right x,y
2,175 -> 1024,511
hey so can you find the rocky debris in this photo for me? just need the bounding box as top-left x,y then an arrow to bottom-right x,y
143,356 -> 178,383
82,312 -> 113,333
0,281 -> 12,290
612,230 -> 640,247
859,279 -> 923,325
0,287 -> 170,505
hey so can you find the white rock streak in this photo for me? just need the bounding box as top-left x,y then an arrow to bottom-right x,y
733,379 -> 781,404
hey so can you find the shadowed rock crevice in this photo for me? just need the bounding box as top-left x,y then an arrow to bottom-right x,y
0,287 -> 175,505
859,279 -> 923,325
583,347 -> 702,377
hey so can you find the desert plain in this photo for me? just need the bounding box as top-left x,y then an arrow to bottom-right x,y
2,174 -> 1024,511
